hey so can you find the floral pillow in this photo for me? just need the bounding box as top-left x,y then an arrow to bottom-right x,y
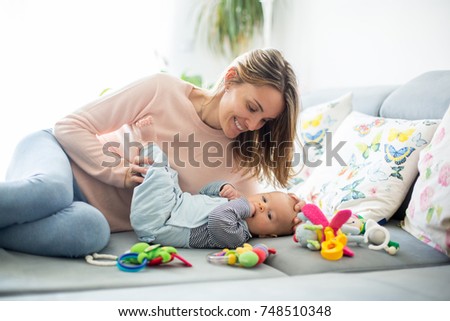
292,111 -> 440,224
288,92 -> 352,189
402,105 -> 450,256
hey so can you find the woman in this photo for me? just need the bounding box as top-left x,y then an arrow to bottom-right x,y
0,48 -> 301,257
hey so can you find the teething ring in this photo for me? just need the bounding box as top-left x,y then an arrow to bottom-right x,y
117,253 -> 148,272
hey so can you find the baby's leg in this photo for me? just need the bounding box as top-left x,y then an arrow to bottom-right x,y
133,116 -> 157,144
133,116 -> 167,167
130,156 -> 183,243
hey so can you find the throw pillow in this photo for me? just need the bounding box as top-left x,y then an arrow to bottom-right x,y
402,105 -> 450,256
288,92 -> 352,189
292,111 -> 440,224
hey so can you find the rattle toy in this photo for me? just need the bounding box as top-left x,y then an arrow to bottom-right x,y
207,243 -> 276,268
117,243 -> 192,272
293,204 -> 353,260
341,214 -> 400,255
363,219 -> 400,255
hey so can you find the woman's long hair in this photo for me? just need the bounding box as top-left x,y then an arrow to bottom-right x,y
211,48 -> 300,188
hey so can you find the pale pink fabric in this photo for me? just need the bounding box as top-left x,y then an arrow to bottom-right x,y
54,73 -> 261,231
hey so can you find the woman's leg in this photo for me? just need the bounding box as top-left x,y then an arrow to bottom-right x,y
0,202 -> 110,257
0,130 -> 73,227
0,130 -> 110,257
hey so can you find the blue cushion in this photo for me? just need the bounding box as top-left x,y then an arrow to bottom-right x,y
380,70 -> 450,120
302,86 -> 397,116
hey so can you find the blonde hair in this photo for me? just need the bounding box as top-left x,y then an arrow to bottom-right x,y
212,48 -> 300,188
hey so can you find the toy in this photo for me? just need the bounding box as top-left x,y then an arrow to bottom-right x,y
85,253 -> 118,266
293,204 -> 354,260
117,243 -> 192,272
341,214 -> 400,255
363,219 -> 400,255
207,243 -> 276,268
340,213 -> 366,244
85,243 -> 192,271
320,226 -> 349,260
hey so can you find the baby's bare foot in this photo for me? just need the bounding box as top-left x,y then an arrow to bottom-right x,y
133,116 -> 157,143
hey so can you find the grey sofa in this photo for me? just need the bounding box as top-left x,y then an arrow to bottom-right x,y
1,71 -> 449,301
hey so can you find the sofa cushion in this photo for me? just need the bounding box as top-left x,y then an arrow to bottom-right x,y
251,221 -> 450,276
291,111 -> 439,223
0,232 -> 286,296
289,92 -> 353,188
380,70 -> 450,120
302,86 -> 397,116
403,104 -> 450,256
5,265 -> 450,300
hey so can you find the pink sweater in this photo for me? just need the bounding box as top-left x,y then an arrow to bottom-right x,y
54,73 -> 261,232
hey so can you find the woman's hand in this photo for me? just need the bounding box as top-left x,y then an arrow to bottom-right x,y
124,156 -> 153,189
219,184 -> 241,200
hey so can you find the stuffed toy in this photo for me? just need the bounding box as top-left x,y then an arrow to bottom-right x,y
340,213 -> 366,244
293,204 -> 354,260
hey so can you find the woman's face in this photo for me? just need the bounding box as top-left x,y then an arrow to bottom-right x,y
218,82 -> 284,139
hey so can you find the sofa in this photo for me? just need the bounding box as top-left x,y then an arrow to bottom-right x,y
1,70 -> 449,301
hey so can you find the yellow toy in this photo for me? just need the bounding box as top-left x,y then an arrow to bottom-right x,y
320,227 -> 348,260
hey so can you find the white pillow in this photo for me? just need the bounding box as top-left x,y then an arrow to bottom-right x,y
403,105 -> 450,256
293,111 -> 440,223
288,92 -> 352,189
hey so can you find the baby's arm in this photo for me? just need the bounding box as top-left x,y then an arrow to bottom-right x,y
199,181 -> 241,200
219,184 -> 241,200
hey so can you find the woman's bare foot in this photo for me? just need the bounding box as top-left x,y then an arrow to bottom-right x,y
133,116 -> 157,143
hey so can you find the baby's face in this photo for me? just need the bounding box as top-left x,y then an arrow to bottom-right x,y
245,192 -> 298,237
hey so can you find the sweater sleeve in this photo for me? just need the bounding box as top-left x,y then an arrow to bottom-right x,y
189,198 -> 252,248
53,74 -> 162,188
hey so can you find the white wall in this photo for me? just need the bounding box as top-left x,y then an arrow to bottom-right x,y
272,0 -> 450,92
167,0 -> 450,93
0,0 -> 174,179
1,0 -> 449,179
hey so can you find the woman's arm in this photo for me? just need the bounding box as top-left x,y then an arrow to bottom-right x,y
54,75 -> 161,188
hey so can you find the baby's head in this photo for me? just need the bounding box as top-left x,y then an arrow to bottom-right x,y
245,191 -> 299,237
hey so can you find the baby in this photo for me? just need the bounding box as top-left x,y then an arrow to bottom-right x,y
129,116 -> 302,249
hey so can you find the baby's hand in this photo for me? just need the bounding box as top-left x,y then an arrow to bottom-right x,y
219,184 -> 240,200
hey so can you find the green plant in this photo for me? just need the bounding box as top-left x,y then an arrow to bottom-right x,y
180,72 -> 203,88
196,0 -> 264,58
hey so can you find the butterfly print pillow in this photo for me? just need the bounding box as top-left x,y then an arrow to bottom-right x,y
289,93 -> 353,190
293,111 -> 440,223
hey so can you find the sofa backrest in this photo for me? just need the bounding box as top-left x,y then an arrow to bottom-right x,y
301,70 -> 450,119
301,86 -> 398,116
379,70 -> 450,120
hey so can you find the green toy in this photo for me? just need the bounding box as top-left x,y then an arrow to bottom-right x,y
117,243 -> 192,272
